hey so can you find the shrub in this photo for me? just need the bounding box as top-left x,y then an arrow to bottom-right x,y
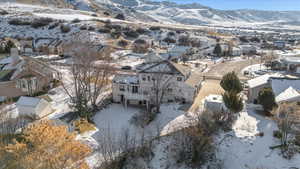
132,39 -> 149,53
149,26 -> 160,31
8,18 -> 31,26
123,30 -> 139,39
163,37 -> 176,44
178,35 -> 190,46
130,110 -> 156,128
115,13 -> 125,20
222,91 -> 244,114
167,31 -> 175,36
31,18 -> 53,28
168,126 -> 215,167
71,18 -> 80,23
136,28 -> 148,34
60,24 -> 71,33
103,11 -> 110,16
48,22 -> 59,29
88,26 -> 95,31
111,24 -> 123,31
220,71 -> 243,93
98,28 -> 110,33
273,130 -> 282,139
117,39 -> 129,47
79,25 -> 87,30
258,87 -> 277,112
110,30 -> 122,39
0,9 -> 8,15
73,118 -> 96,134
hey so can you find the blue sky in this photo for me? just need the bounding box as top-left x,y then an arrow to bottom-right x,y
153,0 -> 300,11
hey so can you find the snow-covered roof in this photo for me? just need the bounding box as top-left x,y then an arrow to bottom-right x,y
139,60 -> 190,76
0,57 -> 12,64
205,94 -> 223,103
271,78 -> 300,97
16,96 -> 43,107
275,87 -> 300,103
247,73 -> 283,88
113,74 -> 139,84
278,50 -> 300,58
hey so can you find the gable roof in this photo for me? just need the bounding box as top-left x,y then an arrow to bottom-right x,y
247,73 -> 284,88
276,87 -> 300,103
139,60 -> 190,77
271,78 -> 300,97
17,96 -> 43,107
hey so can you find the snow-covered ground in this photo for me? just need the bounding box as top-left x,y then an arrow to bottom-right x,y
216,104 -> 300,169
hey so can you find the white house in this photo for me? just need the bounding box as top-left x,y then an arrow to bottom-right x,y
16,96 -> 53,119
275,87 -> 300,103
271,50 -> 300,74
204,94 -> 227,113
112,60 -> 202,107
271,78 -> 300,103
247,73 -> 300,103
239,45 -> 257,55
232,47 -> 242,56
247,73 -> 284,103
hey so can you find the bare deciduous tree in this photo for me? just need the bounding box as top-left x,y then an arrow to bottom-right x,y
60,41 -> 113,119
150,72 -> 173,113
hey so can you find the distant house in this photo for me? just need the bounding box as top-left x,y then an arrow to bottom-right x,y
247,73 -> 284,103
272,50 -> 300,74
247,73 -> 300,103
271,78 -> 300,103
168,45 -> 191,61
273,41 -> 286,49
239,45 -> 257,55
0,49 -> 59,101
112,60 -> 202,107
16,96 -> 53,119
48,39 -> 63,55
232,47 -> 242,56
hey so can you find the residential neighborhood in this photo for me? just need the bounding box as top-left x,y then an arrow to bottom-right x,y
1,1 -> 300,169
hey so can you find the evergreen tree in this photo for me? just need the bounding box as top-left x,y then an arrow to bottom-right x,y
213,43 -> 222,57
258,87 -> 277,112
220,71 -> 243,93
222,91 -> 244,113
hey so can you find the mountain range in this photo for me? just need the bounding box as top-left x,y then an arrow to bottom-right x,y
9,0 -> 300,27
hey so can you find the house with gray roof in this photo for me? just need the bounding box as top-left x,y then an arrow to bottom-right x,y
112,60 -> 202,107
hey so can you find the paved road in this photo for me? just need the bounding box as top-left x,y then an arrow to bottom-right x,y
204,58 -> 261,78
189,58 -> 260,113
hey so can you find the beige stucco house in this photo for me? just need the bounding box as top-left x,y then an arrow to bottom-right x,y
112,60 -> 202,108
0,49 -> 59,101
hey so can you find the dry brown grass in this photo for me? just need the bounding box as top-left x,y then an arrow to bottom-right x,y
74,118 -> 96,134
189,80 -> 224,113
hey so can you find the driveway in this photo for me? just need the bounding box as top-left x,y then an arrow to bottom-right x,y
189,58 -> 260,113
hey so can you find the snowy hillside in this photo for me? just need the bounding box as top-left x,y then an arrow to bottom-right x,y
58,0 -> 300,27
5,0 -> 300,28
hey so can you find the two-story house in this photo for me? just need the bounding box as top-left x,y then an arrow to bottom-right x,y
0,49 -> 59,101
112,60 -> 202,108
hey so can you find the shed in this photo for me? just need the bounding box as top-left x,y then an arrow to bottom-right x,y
16,96 -> 53,119
204,94 -> 227,113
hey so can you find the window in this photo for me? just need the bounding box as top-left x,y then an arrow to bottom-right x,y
16,77 -> 37,92
119,85 -> 125,91
177,77 -> 183,81
168,88 -> 173,93
132,86 -> 138,93
147,76 -> 151,81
